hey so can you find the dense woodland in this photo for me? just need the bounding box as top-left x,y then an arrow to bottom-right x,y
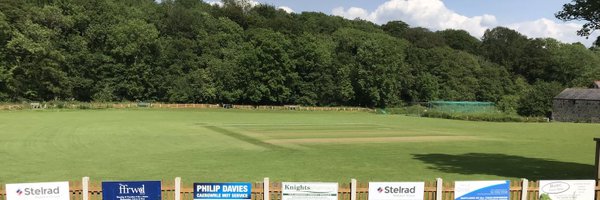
0,0 -> 599,117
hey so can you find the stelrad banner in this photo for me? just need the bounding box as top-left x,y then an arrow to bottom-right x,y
539,180 -> 595,200
282,182 -> 338,200
368,182 -> 425,200
193,183 -> 252,200
6,181 -> 70,200
454,181 -> 509,200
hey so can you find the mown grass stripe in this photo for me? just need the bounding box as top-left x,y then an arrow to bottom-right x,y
203,126 -> 287,150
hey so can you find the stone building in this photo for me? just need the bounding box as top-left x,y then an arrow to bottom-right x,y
553,88 -> 600,122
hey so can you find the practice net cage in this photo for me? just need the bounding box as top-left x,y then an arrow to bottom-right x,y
427,101 -> 497,113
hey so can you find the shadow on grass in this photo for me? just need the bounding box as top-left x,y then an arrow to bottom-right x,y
412,153 -> 594,179
204,126 -> 287,150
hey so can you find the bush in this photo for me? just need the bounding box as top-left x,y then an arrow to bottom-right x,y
386,105 -> 428,116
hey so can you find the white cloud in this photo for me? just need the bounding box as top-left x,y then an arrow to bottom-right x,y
204,0 -> 223,6
278,6 -> 295,13
332,7 -> 370,20
333,0 -> 497,37
203,0 -> 295,14
508,18 -> 598,46
332,0 -> 597,46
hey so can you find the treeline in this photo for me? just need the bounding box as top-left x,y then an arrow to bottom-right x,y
0,0 -> 599,117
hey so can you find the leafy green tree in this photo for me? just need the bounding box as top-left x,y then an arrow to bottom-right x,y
402,27 -> 446,49
248,4 -> 301,35
0,11 -> 12,100
476,59 -> 515,102
106,18 -> 160,100
382,20 -> 410,38
167,69 -> 216,103
480,27 -> 528,75
551,42 -> 600,86
7,12 -> 72,101
289,33 -> 336,105
217,0 -> 254,29
203,17 -> 246,103
517,81 -> 564,117
411,72 -> 439,102
333,28 -> 409,107
437,29 -> 481,54
241,28 -> 294,104
556,0 -> 600,44
497,95 -> 520,114
297,12 -> 347,35
414,47 -> 481,101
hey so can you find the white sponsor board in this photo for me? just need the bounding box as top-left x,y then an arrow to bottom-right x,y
369,182 -> 425,200
282,182 -> 338,200
539,180 -> 595,200
6,182 -> 70,200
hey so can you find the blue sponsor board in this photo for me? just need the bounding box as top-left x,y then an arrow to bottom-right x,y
455,181 -> 509,200
102,181 -> 161,200
194,183 -> 252,200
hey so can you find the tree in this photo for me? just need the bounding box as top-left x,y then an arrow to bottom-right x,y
289,33 -> 336,105
402,27 -> 446,49
437,29 -> 481,54
382,20 -> 409,38
0,11 -> 12,100
556,0 -> 600,44
480,27 -> 529,75
167,69 -> 215,103
297,12 -> 347,35
241,28 -> 294,104
218,0 -> 255,29
551,42 -> 600,86
105,19 -> 160,100
333,28 -> 409,107
517,81 -> 564,117
7,7 -> 73,101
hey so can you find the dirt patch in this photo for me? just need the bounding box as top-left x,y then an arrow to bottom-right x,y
265,136 -> 481,145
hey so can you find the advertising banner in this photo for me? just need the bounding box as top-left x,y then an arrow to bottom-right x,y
454,181 -> 509,200
193,183 -> 252,200
282,182 -> 338,200
539,180 -> 595,200
102,181 -> 161,200
6,182 -> 70,200
368,182 -> 425,200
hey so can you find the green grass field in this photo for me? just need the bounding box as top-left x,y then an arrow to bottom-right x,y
0,109 -> 597,183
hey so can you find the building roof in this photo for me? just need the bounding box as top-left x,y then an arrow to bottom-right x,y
554,88 -> 600,101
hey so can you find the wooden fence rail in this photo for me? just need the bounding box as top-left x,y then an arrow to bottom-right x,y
1,179 -> 599,200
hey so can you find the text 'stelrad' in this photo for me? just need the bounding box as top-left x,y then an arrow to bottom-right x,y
369,182 -> 425,200
6,182 -> 70,200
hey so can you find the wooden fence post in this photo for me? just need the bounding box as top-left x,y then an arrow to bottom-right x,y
351,179 -> 357,200
436,178 -> 443,200
82,177 -> 89,200
175,177 -> 181,200
264,178 -> 270,200
521,179 -> 528,200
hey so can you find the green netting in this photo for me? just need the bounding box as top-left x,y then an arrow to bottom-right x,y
428,101 -> 497,113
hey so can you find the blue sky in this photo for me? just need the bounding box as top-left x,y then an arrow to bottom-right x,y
205,0 -> 597,46
255,0 -> 569,24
